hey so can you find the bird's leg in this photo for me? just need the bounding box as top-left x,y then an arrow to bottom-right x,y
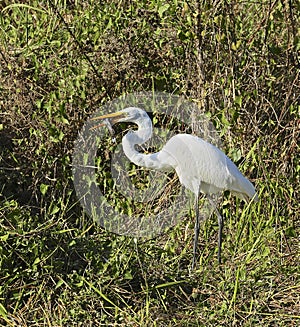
192,190 -> 201,270
207,195 -> 223,264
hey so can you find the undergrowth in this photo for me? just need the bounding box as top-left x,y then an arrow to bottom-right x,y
0,0 -> 299,326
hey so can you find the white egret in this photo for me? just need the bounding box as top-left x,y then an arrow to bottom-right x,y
92,107 -> 258,269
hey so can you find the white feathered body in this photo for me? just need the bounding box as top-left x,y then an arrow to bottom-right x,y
120,108 -> 257,203
155,134 -> 257,202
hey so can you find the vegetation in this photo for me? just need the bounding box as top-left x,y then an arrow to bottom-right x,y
0,0 -> 299,325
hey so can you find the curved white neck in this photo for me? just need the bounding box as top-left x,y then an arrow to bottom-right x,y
121,115 -> 170,170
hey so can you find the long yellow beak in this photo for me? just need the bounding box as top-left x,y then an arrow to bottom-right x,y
90,111 -> 125,130
90,111 -> 125,121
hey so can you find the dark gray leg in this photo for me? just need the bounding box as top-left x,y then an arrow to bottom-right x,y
207,195 -> 223,264
192,190 -> 200,270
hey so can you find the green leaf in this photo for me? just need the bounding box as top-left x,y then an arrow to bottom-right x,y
158,4 -> 170,18
49,204 -> 60,215
55,279 -> 64,289
124,271 -> 133,280
234,95 -> 243,107
0,233 -> 9,241
40,183 -> 49,196
0,303 -> 7,320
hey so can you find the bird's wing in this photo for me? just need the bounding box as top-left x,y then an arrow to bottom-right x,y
158,134 -> 257,201
157,134 -> 228,194
225,158 -> 258,202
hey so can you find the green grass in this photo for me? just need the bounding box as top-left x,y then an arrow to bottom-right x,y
0,0 -> 299,326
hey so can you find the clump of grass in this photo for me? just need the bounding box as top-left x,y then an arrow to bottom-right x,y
0,0 -> 299,326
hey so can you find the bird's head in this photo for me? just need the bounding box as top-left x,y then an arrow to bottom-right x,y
90,107 -> 148,129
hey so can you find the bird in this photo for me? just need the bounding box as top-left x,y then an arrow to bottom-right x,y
91,107 -> 258,269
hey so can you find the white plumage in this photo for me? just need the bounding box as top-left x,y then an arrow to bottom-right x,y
92,107 -> 258,269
